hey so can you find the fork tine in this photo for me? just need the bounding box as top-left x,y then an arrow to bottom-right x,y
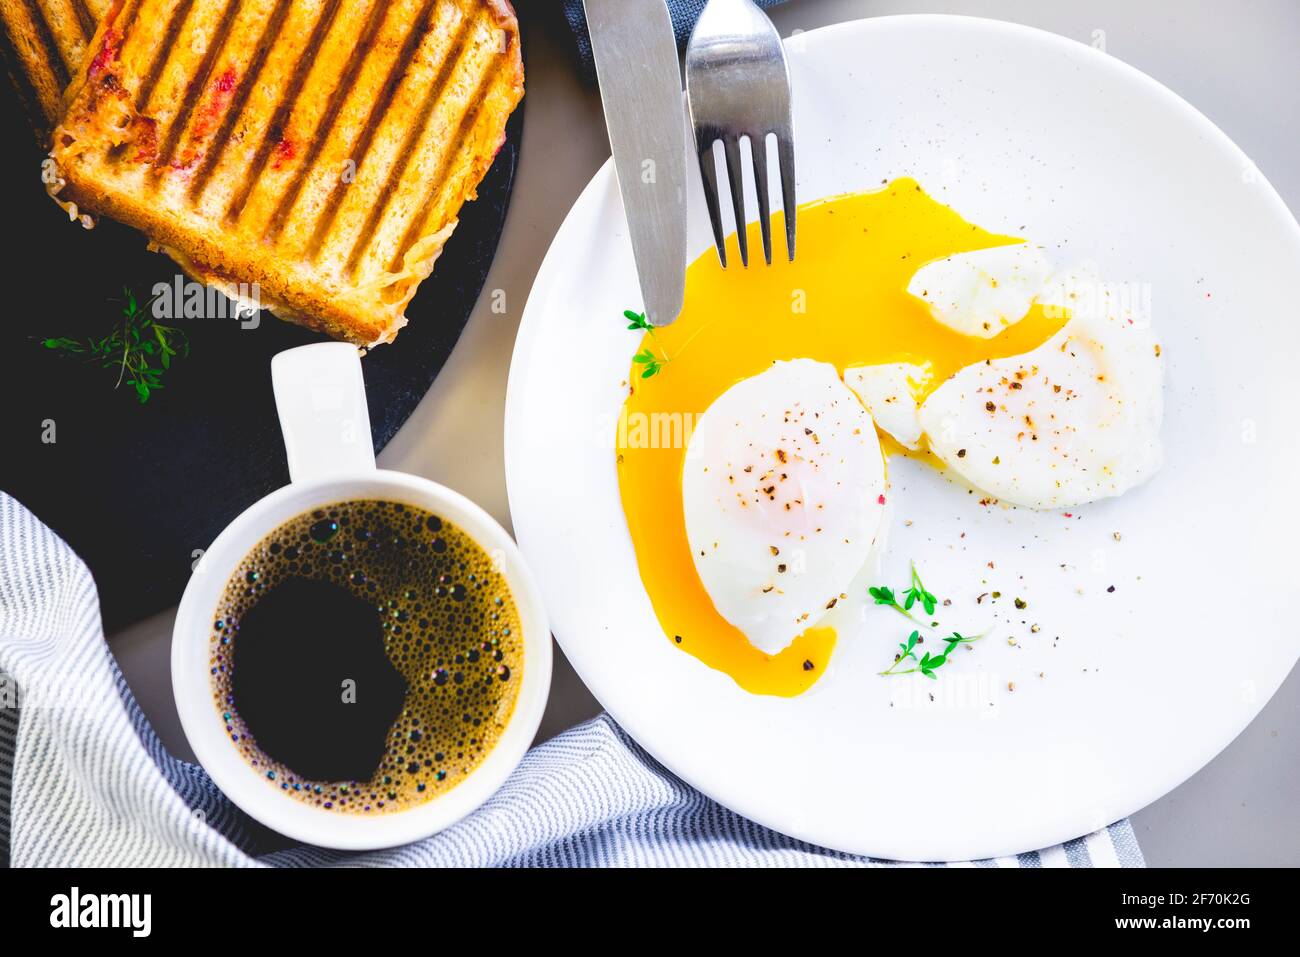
697,140 -> 728,268
776,132 -> 796,261
750,133 -> 773,265
722,136 -> 749,267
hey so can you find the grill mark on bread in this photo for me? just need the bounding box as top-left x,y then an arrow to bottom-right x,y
192,0 -> 332,218
16,0 -> 71,85
285,0 -> 461,265
389,54 -> 496,273
349,2 -> 504,277
130,0 -> 193,111
223,0 -> 341,222
108,0 -> 164,82
136,0 -> 238,132
41,0 -> 89,70
312,0 -> 457,266
186,0 -> 290,202
262,0 -> 389,241
94,0 -> 177,171
96,0 -> 139,70
347,12 -> 472,276
100,0 -> 199,172
147,0 -> 239,179
233,0 -> 379,234
105,0 -> 133,36
70,0 -> 94,38
2,0 -> 67,122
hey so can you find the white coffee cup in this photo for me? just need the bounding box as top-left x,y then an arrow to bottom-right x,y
172,343 -> 551,850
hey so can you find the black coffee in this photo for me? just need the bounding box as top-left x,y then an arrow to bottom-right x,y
208,500 -> 523,814
231,577 -> 408,782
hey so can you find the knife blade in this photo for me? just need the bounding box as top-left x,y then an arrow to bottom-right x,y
584,0 -> 688,327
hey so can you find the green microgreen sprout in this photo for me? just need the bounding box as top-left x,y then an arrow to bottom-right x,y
879,630 -> 984,679
625,308 -> 671,378
40,287 -> 188,403
903,562 -> 938,615
871,562 -> 986,679
868,586 -> 926,629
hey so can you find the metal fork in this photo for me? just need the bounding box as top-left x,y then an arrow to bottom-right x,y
685,0 -> 795,267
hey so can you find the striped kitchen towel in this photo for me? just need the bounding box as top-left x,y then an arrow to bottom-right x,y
0,492 -> 1143,867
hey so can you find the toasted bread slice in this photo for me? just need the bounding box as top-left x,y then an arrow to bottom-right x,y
47,0 -> 523,345
0,0 -> 109,132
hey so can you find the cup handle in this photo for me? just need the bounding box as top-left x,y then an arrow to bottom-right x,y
271,343 -> 376,484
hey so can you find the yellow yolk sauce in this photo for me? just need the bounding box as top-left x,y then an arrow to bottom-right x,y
616,179 -> 1064,696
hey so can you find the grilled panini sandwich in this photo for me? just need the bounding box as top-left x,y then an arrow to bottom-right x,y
1,0 -> 109,132
47,0 -> 523,345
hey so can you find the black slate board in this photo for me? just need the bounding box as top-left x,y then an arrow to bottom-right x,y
0,91 -> 522,631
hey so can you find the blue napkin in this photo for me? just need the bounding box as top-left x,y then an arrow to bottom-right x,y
560,0 -> 789,81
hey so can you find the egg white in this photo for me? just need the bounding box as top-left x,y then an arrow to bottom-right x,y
682,359 -> 887,654
908,243 -> 1052,338
917,266 -> 1163,509
844,362 -> 927,450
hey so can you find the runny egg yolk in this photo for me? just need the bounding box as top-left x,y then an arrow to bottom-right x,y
616,178 -> 1066,696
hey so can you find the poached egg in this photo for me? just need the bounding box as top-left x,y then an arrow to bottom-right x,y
844,361 -> 928,450
908,243 -> 1052,338
682,359 -> 886,655
918,266 -> 1163,508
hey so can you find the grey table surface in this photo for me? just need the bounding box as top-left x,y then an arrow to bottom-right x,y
110,0 -> 1300,867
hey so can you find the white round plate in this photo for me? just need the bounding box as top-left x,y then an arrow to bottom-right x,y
505,15 -> 1300,860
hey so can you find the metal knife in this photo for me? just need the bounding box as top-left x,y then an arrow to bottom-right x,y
584,0 -> 688,327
